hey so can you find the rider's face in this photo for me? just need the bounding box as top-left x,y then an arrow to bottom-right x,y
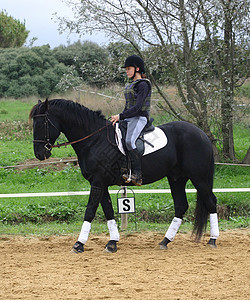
125,66 -> 136,78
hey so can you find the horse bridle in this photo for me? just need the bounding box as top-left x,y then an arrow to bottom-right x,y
32,113 -> 60,152
33,113 -> 114,153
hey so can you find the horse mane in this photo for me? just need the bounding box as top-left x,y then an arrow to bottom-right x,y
30,99 -> 107,128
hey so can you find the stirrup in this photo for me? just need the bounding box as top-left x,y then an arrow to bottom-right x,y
122,169 -> 132,183
122,173 -> 131,183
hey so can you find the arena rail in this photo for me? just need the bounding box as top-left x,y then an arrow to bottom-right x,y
0,188 -> 249,198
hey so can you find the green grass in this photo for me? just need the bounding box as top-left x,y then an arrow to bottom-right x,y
0,220 -> 193,237
1,140 -> 34,166
0,164 -> 249,225
1,163 -> 249,193
0,217 -> 248,237
0,136 -> 76,167
235,82 -> 250,98
233,124 -> 250,161
0,165 -> 87,193
0,99 -> 36,122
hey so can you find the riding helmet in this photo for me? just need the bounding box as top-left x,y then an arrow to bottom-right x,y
123,55 -> 145,73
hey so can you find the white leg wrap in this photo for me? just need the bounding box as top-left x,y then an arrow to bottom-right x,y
107,219 -> 120,241
210,213 -> 219,239
78,221 -> 91,244
165,217 -> 182,242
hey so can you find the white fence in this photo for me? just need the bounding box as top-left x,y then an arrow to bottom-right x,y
0,188 -> 249,198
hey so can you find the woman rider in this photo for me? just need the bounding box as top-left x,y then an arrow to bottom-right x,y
111,55 -> 151,186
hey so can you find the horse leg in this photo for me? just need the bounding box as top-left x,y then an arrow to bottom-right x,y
208,193 -> 219,248
72,185 -> 104,253
159,177 -> 188,250
101,189 -> 119,253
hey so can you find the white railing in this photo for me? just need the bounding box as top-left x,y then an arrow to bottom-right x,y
0,188 -> 249,198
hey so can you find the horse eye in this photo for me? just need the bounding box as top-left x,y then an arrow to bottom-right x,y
35,122 -> 44,130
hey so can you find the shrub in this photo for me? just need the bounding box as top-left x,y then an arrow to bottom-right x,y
0,46 -> 68,98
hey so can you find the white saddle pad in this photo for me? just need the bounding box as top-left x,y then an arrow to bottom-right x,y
115,124 -> 168,156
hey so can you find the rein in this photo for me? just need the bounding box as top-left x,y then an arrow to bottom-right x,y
33,113 -> 113,151
52,123 -> 111,149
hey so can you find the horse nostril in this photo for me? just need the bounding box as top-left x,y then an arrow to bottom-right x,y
45,150 -> 52,159
35,152 -> 45,161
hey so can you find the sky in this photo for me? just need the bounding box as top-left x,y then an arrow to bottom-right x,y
1,0 -> 108,48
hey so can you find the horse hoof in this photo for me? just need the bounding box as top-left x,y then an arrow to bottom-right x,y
104,240 -> 117,253
207,238 -> 217,248
159,244 -> 168,250
159,237 -> 170,250
71,241 -> 84,253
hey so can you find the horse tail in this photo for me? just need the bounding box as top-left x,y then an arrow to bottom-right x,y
192,193 -> 209,242
192,153 -> 215,242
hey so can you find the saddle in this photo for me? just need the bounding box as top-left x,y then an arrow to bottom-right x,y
116,119 -> 168,156
118,118 -> 154,155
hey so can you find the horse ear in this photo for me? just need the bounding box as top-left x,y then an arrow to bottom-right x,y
38,99 -> 49,113
44,98 -> 49,110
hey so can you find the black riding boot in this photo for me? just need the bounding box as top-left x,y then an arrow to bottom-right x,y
123,149 -> 142,186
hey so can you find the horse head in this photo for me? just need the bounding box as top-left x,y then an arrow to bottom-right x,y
30,99 -> 61,160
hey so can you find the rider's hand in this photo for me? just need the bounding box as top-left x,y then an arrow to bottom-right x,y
111,114 -> 119,126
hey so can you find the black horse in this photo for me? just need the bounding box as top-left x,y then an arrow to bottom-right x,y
30,99 -> 219,253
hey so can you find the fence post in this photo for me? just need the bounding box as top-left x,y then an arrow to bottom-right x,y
121,187 -> 128,230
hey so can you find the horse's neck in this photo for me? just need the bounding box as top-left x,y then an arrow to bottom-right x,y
58,111 -> 108,151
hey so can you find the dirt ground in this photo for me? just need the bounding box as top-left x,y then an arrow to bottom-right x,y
0,229 -> 249,300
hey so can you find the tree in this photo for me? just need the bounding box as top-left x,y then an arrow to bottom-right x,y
58,0 -> 249,160
53,41 -> 109,85
106,41 -> 139,83
198,0 -> 249,159
0,46 -> 68,98
0,10 -> 29,48
54,40 -> 135,86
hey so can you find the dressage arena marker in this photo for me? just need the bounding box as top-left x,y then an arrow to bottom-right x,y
116,187 -> 137,230
1,188 -> 249,198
